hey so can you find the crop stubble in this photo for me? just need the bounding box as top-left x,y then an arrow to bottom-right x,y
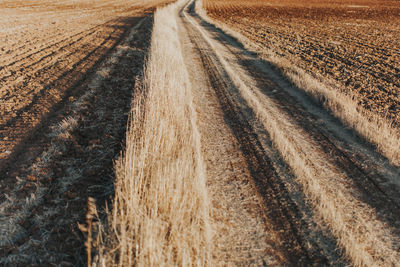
2,0 -> 400,265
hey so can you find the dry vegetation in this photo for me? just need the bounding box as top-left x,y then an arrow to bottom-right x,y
0,0 -> 170,162
195,0 -> 400,266
3,0 -> 400,266
194,4 -> 400,264
203,0 -> 400,121
203,0 -> 400,166
88,1 -> 213,265
0,0 -> 170,265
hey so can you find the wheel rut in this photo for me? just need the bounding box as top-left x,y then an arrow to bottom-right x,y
225,30 -> 400,234
179,0 -> 400,265
194,46 -> 327,265
179,1 -> 346,265
231,40 -> 400,234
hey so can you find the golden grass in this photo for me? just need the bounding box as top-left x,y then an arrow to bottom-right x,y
195,1 -> 400,265
88,1 -> 213,265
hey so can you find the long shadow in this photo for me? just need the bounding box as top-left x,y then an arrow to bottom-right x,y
0,15 -> 154,266
0,16 -> 142,175
182,2 -> 341,265
0,26 -> 117,129
189,0 -> 400,249
192,29 -> 331,267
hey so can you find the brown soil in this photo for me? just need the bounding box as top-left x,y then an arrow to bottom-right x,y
179,17 -> 283,265
179,0 -> 400,264
0,0 -> 169,163
2,0 -> 400,265
0,0 -> 170,265
180,2 -> 349,265
204,0 -> 400,124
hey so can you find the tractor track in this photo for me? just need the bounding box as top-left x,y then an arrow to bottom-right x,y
179,0 -> 400,265
2,0 -> 400,265
180,1 -> 345,265
188,34 -> 330,265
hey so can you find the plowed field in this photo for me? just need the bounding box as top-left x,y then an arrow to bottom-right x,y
2,0 -> 400,266
0,0 -> 169,265
204,0 -> 400,123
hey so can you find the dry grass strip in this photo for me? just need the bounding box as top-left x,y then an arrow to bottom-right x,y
87,1 -> 212,265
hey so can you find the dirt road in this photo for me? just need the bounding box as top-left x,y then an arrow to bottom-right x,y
2,0 -> 400,265
178,0 -> 400,265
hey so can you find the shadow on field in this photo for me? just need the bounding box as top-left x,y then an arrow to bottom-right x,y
182,2 -> 339,265
0,15 -> 153,266
0,16 -> 142,174
189,0 -> 400,259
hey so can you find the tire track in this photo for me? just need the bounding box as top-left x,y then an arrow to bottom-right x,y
215,25 -> 400,230
179,12 -> 283,265
180,1 -> 344,265
225,37 -> 400,221
192,45 -> 328,265
183,0 -> 400,265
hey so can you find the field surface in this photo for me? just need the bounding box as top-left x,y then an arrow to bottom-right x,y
1,0 -> 400,266
0,0 -> 169,264
180,0 -> 400,265
205,0 -> 400,123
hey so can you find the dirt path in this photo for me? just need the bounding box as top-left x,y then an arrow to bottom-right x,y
2,0 -> 400,265
0,14 -> 153,266
179,16 -> 283,266
177,0 -> 400,265
179,1 -> 343,265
